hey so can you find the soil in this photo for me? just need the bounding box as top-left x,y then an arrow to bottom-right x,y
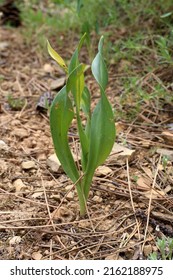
0,25 -> 173,260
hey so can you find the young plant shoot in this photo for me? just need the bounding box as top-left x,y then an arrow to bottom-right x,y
47,34 -> 115,216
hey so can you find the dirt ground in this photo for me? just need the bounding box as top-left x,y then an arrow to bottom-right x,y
0,26 -> 173,260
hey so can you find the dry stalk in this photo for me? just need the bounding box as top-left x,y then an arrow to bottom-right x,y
126,158 -> 141,240
142,154 -> 162,251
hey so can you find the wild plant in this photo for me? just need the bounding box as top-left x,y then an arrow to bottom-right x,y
47,34 -> 115,216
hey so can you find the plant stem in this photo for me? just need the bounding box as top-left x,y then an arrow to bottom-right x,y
82,170 -> 95,202
73,174 -> 87,216
75,171 -> 94,216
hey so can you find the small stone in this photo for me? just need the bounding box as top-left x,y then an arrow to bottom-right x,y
51,194 -> 61,201
43,63 -> 53,73
92,195 -> 102,203
50,77 -> 66,90
105,254 -> 119,260
47,154 -> 61,172
52,206 -> 75,222
157,148 -> 173,161
143,244 -> 153,257
96,165 -> 112,176
13,179 -> 26,192
37,153 -> 47,161
164,185 -> 172,194
0,42 -> 9,51
0,159 -> 8,175
32,251 -> 42,260
65,184 -> 73,191
12,128 -> 28,139
9,236 -> 22,245
0,140 -> 9,151
66,191 -> 74,199
109,143 -> 136,165
31,189 -> 44,198
21,160 -> 35,170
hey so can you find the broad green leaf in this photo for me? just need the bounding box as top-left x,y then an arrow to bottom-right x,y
50,86 -> 79,183
82,36 -> 115,199
91,52 -> 108,91
47,40 -> 68,73
83,93 -> 115,199
89,36 -> 115,169
88,93 -> 115,168
91,37 -> 108,91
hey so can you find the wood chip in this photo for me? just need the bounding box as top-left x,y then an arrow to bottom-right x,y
137,177 -> 151,190
144,189 -> 165,199
161,131 -> 173,145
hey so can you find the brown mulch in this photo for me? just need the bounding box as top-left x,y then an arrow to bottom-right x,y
0,26 -> 173,260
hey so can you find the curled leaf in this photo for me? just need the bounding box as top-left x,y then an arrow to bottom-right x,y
47,40 -> 68,73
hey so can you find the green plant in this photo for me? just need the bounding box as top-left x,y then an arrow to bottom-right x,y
47,34 -> 115,216
162,155 -> 169,171
148,237 -> 173,260
7,95 -> 25,110
156,36 -> 173,64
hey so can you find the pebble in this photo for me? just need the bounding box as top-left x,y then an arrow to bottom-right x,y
0,140 -> 9,151
0,159 -> 8,175
47,154 -> 61,172
92,195 -> 102,203
50,77 -> 66,90
37,153 -> 47,161
65,184 -> 74,191
43,63 -> 53,73
66,191 -> 74,199
0,42 -> 9,51
21,160 -> 35,170
13,178 -> 26,192
96,165 -> 112,176
9,236 -> 22,245
32,251 -> 42,260
12,128 -> 28,139
143,244 -> 153,257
